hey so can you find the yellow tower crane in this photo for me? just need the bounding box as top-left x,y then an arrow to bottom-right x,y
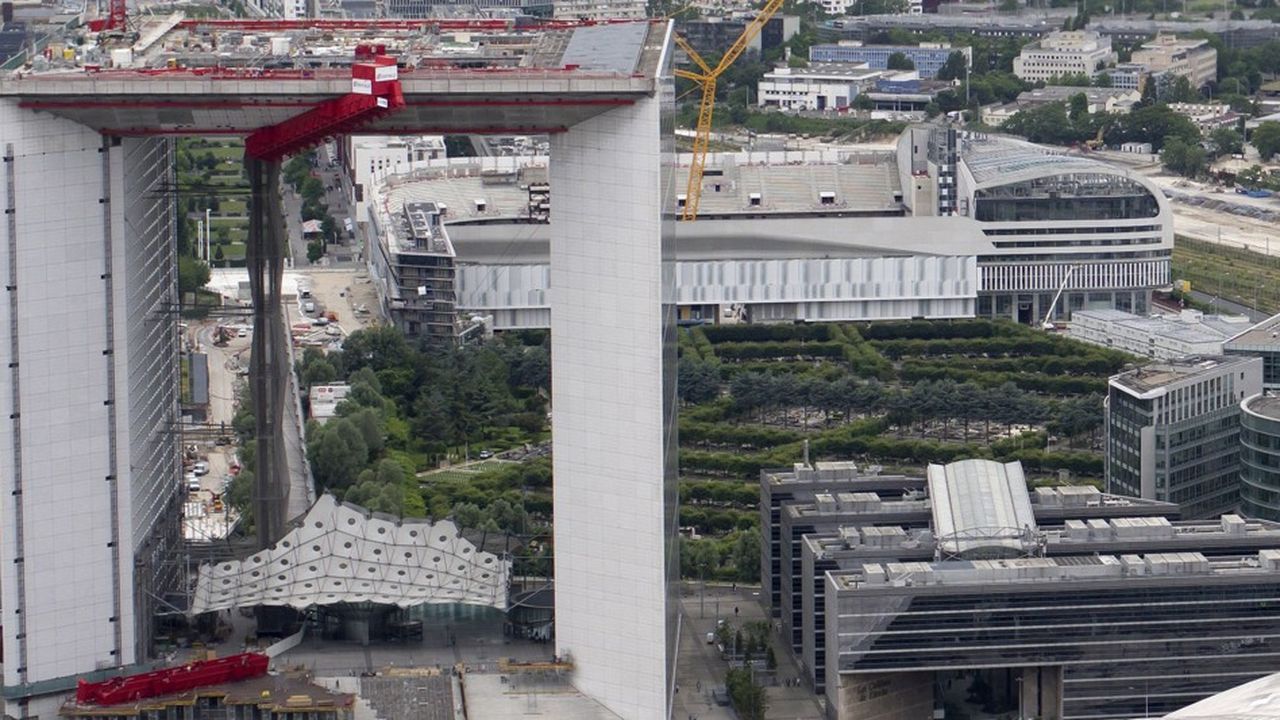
674,0 -> 786,221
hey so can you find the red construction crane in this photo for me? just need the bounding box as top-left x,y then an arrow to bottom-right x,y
244,49 -> 404,162
88,0 -> 127,33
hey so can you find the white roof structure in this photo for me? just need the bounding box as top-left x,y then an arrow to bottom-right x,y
191,495 -> 510,614
1163,670 -> 1280,719
927,459 -> 1037,558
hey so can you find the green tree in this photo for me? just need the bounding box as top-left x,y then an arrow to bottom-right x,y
178,255 -> 211,298
307,240 -> 324,264
935,51 -> 968,81
213,244 -> 225,262
1162,136 -> 1208,177
1068,92 -> 1089,122
1093,72 -> 1113,87
1209,127 -> 1243,157
1252,121 -> 1280,160
307,418 -> 369,493
300,176 -> 325,203
731,529 -> 761,582
886,52 -> 915,71
725,668 -> 768,720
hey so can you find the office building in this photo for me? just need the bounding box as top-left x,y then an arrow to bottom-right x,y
1224,312 -> 1280,389
1240,394 -> 1280,522
358,128 -> 1172,332
757,63 -> 883,111
824,511 -> 1280,719
1105,355 -> 1262,519
1013,30 -> 1118,83
758,462 -> 924,622
679,15 -> 800,59
808,41 -> 970,79
1131,34 -> 1218,89
940,132 -> 1172,323
0,125 -> 184,712
0,19 -> 678,720
765,459 -> 1180,693
1068,308 -> 1254,360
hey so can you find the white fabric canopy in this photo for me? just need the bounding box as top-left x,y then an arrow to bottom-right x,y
192,494 -> 510,613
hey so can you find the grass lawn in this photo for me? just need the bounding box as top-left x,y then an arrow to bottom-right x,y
417,459 -> 513,483
1172,235 -> 1280,314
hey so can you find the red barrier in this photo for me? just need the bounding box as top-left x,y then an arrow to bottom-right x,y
75,653 -> 269,706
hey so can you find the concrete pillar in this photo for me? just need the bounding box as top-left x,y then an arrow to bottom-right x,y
550,28 -> 678,720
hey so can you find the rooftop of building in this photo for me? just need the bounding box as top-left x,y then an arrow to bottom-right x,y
785,481 -> 1175,521
832,546 -> 1280,593
1164,669 -> 1280,719
928,459 -> 1036,557
61,670 -> 354,716
1110,355 -> 1254,395
763,62 -> 882,79
1224,311 -> 1280,349
378,152 -> 903,221
1244,393 -> 1280,420
10,15 -> 664,77
1137,33 -> 1213,51
960,134 -> 1127,187
807,513 -> 1280,562
1015,85 -> 1139,103
1073,308 -> 1254,345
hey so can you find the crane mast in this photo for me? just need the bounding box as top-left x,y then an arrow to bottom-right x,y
675,0 -> 786,221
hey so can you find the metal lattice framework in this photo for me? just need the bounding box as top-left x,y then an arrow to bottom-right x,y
191,495 -> 511,613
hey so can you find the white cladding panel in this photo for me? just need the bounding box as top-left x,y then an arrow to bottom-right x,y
0,103 -> 125,686
551,95 -> 675,718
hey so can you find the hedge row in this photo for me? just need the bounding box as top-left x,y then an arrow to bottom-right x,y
714,340 -> 846,361
900,362 -> 1108,395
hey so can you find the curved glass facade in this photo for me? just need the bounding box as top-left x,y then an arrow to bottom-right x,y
1240,397 -> 1280,521
974,173 -> 1160,222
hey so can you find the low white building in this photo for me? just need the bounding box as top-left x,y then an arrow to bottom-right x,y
983,86 -> 1139,127
757,63 -> 883,111
309,383 -> 351,423
1013,30 -> 1117,83
1069,308 -> 1254,359
1168,102 -> 1241,133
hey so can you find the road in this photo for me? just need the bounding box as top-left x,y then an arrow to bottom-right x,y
673,583 -> 824,720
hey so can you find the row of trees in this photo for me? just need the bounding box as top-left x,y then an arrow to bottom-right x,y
681,531 -> 760,583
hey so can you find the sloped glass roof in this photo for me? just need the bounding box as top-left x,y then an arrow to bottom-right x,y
927,459 -> 1037,558
192,494 -> 510,613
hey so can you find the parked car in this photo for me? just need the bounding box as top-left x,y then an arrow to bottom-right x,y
193,461 -> 210,476
478,450 -> 494,459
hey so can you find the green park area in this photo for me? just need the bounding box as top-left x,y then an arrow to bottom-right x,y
222,319 -> 1128,586
176,138 -> 250,265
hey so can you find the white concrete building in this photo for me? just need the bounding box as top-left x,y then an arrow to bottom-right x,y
308,383 -> 351,423
1168,102 -> 1241,133
1068,308 -> 1254,359
1132,34 -> 1218,90
345,135 -> 446,221
757,63 -> 883,111
0,111 -> 182,713
982,86 -> 1139,127
553,0 -> 648,20
1013,30 -> 1118,83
